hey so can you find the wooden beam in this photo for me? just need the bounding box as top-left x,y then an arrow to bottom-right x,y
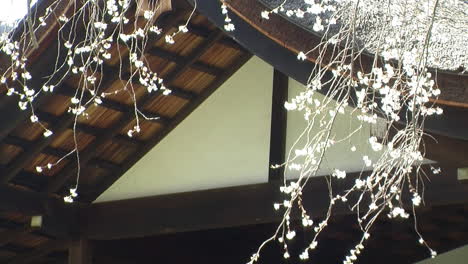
0,185 -> 75,238
120,72 -> 197,100
162,29 -> 224,82
1,135 -> 126,188
0,227 -> 28,247
69,238 -> 92,264
46,28 -> 225,194
0,38 -> 64,144
7,239 -> 67,264
86,51 -> 253,202
0,105 -> 75,184
185,24 -> 244,50
268,69 -> 288,183
83,166 -> 467,240
53,84 -> 171,124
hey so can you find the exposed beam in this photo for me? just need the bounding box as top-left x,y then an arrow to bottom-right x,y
162,30 -> 224,82
185,24 -> 244,50
7,239 -> 67,264
11,170 -> 48,191
46,29 -> 225,194
0,227 -> 29,247
268,69 -> 288,183
120,71 -> 197,100
0,37 -> 65,143
0,108 -> 75,184
83,166 -> 467,240
86,51 -> 253,202
3,135 -> 129,168
35,110 -> 146,146
0,185 -> 74,238
52,84 -> 171,125
1,135 -> 124,185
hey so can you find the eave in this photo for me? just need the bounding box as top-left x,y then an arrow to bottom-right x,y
192,0 -> 468,141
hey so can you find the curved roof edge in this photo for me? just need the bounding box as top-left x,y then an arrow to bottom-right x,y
190,0 -> 468,141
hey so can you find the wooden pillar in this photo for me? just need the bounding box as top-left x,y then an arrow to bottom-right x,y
69,238 -> 92,264
268,69 -> 289,183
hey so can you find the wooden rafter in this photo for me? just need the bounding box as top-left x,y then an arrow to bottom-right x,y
147,47 -> 223,76
0,7 -> 179,186
0,227 -> 29,248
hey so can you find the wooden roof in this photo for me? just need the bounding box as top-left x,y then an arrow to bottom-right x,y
0,0 -> 467,263
0,0 -> 251,262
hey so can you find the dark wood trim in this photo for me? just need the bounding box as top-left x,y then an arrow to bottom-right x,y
86,52 -> 253,202
268,69 -> 288,183
7,239 -> 67,264
83,166 -> 467,240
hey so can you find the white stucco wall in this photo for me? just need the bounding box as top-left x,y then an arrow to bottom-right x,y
97,57 -> 394,202
96,56 -> 273,202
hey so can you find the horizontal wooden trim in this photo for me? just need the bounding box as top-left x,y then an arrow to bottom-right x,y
83,167 -> 467,240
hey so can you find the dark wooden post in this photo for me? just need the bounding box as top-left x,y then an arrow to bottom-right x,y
268,69 -> 288,184
69,238 -> 92,264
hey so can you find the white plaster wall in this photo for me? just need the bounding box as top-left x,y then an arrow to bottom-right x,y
416,245 -> 468,264
96,57 -> 273,202
285,78 -> 383,178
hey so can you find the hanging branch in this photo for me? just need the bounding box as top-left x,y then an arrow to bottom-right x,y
0,0 -> 198,202
218,0 -> 466,263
